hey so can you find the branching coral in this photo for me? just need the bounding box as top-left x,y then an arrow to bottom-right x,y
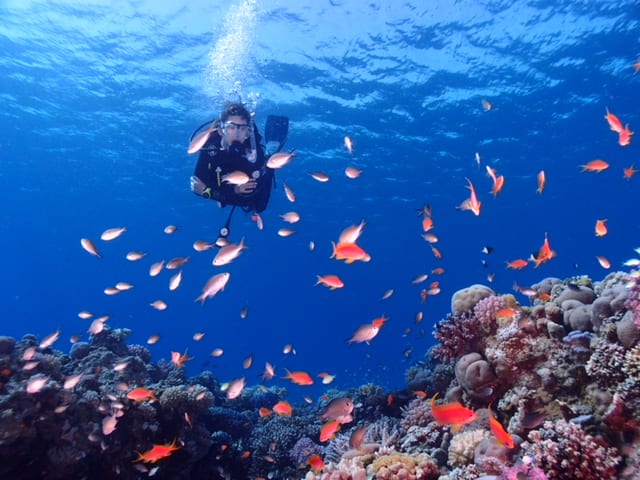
520,420 -> 620,479
433,312 -> 484,362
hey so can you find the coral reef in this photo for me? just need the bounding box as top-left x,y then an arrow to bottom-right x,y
2,271 -> 640,479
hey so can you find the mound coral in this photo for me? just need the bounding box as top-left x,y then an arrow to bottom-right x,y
369,451 -> 439,479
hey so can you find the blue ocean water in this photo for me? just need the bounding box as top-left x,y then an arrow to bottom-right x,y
1,0 -> 638,403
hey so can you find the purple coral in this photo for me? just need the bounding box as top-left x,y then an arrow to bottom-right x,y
520,420 -> 621,479
624,271 -> 640,327
500,462 -> 548,480
290,436 -> 323,466
433,312 -> 484,361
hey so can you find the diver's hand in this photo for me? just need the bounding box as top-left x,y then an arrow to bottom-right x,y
190,176 -> 207,195
235,180 -> 257,195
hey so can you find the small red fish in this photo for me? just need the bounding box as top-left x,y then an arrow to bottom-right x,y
532,232 -> 556,267
536,170 -> 546,194
430,393 -> 477,432
319,420 -> 341,442
605,107 -> 624,133
283,369 -> 314,386
272,401 -> 293,417
315,275 -> 345,290
506,259 -> 528,270
594,219 -> 608,237
488,405 -> 515,448
126,387 -> 157,403
623,165 -> 637,180
308,454 -> 324,473
580,159 -> 609,172
134,439 -> 181,463
618,126 -> 634,146
331,242 -> 371,263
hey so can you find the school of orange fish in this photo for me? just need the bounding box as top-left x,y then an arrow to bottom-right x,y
29,93 -> 634,469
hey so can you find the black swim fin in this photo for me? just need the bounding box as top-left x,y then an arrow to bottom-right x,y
264,115 -> 289,155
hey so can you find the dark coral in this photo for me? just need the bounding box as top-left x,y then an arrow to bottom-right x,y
432,311 -> 484,361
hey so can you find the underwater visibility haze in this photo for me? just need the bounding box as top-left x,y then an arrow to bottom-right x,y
1,0 -> 640,479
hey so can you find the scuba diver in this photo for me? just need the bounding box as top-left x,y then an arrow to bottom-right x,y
188,102 -> 288,240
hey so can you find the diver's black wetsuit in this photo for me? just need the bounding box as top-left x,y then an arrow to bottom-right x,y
193,124 -> 274,213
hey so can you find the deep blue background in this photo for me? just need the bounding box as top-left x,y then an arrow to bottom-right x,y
1,0 -> 638,401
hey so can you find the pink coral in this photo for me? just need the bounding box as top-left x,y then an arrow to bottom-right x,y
520,420 -> 620,479
474,295 -> 507,328
500,462 -> 548,480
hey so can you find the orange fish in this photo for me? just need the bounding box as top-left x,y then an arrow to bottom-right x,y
319,420 -> 341,442
536,170 -> 546,194
430,393 -> 477,432
506,259 -> 528,270
171,350 -> 192,368
431,246 -> 443,259
488,405 -> 515,449
258,407 -> 272,418
495,308 -> 519,321
604,107 -> 624,133
330,242 -> 371,263
594,219 -> 608,237
485,166 -> 504,197
126,387 -> 157,403
619,126 -> 634,146
532,232 -> 556,267
580,159 -> 609,172
308,454 -> 324,473
315,275 -> 345,290
482,99 -> 493,111
623,165 -> 637,180
272,401 -> 293,416
458,178 -> 481,216
283,369 -> 314,386
422,216 -> 434,232
134,439 -> 180,463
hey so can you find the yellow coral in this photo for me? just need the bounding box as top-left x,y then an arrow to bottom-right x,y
447,429 -> 489,467
368,452 -> 438,479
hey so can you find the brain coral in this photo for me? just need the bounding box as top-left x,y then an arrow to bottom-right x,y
368,452 -> 439,480
451,284 -> 495,315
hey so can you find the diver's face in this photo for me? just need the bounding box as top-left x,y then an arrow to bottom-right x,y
222,115 -> 250,144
